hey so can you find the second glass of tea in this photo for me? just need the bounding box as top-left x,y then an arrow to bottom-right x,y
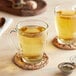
55,3 -> 76,46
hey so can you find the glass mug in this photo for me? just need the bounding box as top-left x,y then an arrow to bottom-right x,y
11,20 -> 48,64
55,3 -> 76,45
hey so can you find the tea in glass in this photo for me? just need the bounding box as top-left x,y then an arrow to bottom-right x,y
17,20 -> 48,63
55,4 -> 76,44
55,10 -> 76,43
18,25 -> 46,63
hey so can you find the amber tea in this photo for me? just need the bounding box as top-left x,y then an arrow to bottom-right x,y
55,10 -> 76,43
18,25 -> 46,63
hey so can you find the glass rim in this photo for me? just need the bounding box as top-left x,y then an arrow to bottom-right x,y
16,19 -> 49,31
54,3 -> 76,13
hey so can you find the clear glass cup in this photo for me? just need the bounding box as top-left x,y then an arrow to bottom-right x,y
55,2 -> 76,45
11,19 -> 48,64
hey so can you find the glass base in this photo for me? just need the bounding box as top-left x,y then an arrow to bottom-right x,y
58,38 -> 76,45
22,55 -> 43,64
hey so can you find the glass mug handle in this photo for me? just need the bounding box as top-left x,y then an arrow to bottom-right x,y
10,28 -> 21,52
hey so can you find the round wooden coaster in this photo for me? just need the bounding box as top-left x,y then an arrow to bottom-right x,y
52,37 -> 76,50
13,53 -> 48,70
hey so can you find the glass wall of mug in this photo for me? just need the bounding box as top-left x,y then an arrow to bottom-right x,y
16,20 -> 48,64
55,2 -> 76,45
